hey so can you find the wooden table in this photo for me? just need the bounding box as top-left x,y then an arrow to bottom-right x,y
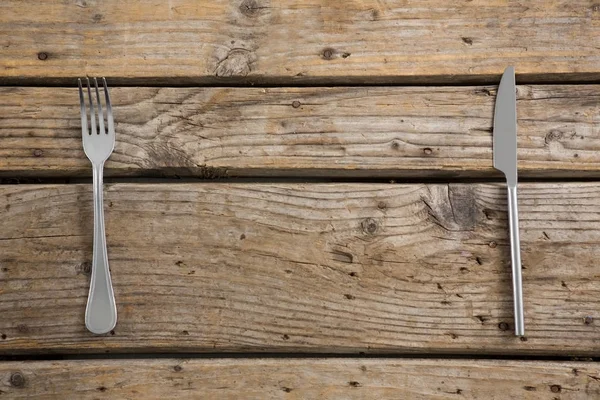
1,1 -> 600,398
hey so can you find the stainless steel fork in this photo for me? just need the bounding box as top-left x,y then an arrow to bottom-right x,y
79,77 -> 117,334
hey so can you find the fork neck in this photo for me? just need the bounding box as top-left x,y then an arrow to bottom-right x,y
92,163 -> 105,200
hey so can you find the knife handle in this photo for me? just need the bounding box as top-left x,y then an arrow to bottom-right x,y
507,184 -> 525,336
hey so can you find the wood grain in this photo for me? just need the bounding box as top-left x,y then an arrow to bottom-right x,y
1,1 -> 600,84
1,358 -> 599,399
1,182 -> 600,355
1,85 -> 599,178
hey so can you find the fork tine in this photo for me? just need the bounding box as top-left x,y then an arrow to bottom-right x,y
78,78 -> 88,136
102,78 -> 114,135
93,78 -> 106,135
86,77 -> 97,135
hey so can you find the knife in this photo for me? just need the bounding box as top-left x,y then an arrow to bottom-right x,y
493,66 -> 524,337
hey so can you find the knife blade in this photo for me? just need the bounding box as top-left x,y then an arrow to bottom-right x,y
493,66 -> 517,186
493,66 -> 524,337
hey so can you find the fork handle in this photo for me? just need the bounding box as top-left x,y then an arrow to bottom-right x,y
507,184 -> 524,337
85,162 -> 117,334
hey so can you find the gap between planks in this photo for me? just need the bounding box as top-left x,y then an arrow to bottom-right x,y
3,74 -> 600,87
1,352 -> 599,362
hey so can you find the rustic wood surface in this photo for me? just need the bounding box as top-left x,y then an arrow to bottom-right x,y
2,1 -> 600,84
3,0 -> 600,395
1,85 -> 599,178
1,358 -> 599,399
1,182 -> 599,355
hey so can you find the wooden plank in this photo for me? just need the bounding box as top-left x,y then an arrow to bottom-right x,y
1,358 -> 599,399
1,85 -> 599,178
1,182 -> 600,355
1,1 -> 600,84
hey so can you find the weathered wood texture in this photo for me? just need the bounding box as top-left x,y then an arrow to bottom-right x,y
1,85 -> 599,178
1,182 -> 599,355
1,1 -> 600,84
1,358 -> 599,399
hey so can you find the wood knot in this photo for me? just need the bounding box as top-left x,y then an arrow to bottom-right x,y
173,365 -> 183,372
320,48 -> 350,60
37,52 -> 48,61
545,130 -> 563,144
423,147 -> 433,155
10,372 -> 25,387
239,0 -> 267,17
33,149 -> 43,157
498,322 -> 510,331
377,201 -> 387,210
584,316 -> 594,325
489,241 -> 497,248
77,262 -> 92,275
322,48 -> 334,59
292,101 -> 301,108
361,218 -> 379,235
215,49 -> 254,77
550,385 -> 561,393
461,37 -> 473,45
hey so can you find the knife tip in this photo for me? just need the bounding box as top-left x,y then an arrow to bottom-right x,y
504,66 -> 515,75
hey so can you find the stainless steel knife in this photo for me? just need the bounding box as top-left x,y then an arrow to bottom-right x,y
493,66 -> 524,337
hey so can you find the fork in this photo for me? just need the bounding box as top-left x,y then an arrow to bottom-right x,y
78,77 -> 117,334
